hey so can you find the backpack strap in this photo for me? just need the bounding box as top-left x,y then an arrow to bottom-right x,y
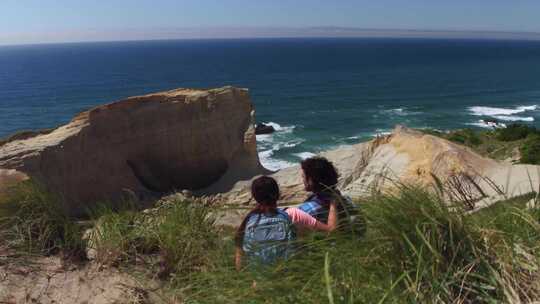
276,208 -> 292,222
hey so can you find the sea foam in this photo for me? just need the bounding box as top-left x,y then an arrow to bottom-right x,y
469,105 -> 537,117
258,149 -> 294,171
294,152 -> 317,160
468,105 -> 537,125
492,115 -> 534,122
256,122 -> 300,171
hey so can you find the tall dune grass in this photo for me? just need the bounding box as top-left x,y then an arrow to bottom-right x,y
145,185 -> 539,303
0,180 -> 86,259
1,180 -> 538,303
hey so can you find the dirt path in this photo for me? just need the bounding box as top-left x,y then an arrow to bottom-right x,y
0,248 -> 153,304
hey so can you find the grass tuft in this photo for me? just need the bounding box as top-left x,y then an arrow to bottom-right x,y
0,180 -> 86,260
155,198 -> 219,281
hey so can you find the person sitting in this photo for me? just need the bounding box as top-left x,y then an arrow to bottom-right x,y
297,156 -> 341,223
235,175 -> 337,270
297,156 -> 366,237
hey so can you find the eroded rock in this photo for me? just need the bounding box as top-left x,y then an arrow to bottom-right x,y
215,126 -> 540,211
0,86 -> 265,214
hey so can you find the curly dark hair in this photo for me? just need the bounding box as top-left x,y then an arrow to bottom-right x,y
301,156 -> 339,194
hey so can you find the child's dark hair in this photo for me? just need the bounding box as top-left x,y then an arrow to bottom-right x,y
301,156 -> 339,194
235,176 -> 280,247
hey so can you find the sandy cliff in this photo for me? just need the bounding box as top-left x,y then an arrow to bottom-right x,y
214,126 -> 540,209
0,86 -> 265,214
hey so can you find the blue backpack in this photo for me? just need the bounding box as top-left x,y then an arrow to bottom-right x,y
242,209 -> 296,265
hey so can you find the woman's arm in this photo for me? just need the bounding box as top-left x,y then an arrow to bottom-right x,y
314,201 -> 337,232
286,203 -> 337,232
235,246 -> 243,271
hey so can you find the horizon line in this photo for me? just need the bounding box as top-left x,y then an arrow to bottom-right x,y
2,27 -> 540,47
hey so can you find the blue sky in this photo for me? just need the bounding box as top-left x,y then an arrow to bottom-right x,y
1,1 -> 540,45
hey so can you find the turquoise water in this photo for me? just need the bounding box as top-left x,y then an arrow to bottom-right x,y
1,38 -> 540,169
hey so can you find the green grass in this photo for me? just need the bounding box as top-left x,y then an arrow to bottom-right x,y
0,180 -> 86,260
143,186 -> 539,303
88,196 -> 220,284
88,203 -> 151,265
496,124 -> 538,142
154,198 -> 219,281
447,128 -> 483,147
1,180 -> 538,303
520,133 -> 540,165
421,125 -> 540,164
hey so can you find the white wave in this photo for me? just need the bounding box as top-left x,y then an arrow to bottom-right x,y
294,152 -> 317,160
259,139 -> 304,151
517,105 -> 538,111
467,122 -> 492,129
383,107 -> 421,116
492,115 -> 534,122
469,105 -> 538,117
257,137 -> 304,171
467,122 -> 502,129
256,122 -> 297,145
256,134 -> 273,142
263,122 -> 296,133
467,120 -> 507,129
258,150 -> 294,171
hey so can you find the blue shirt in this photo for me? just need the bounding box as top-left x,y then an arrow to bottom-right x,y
297,193 -> 331,223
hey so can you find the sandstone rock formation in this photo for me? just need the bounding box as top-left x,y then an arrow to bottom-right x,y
0,86 -> 265,214
214,126 -> 540,210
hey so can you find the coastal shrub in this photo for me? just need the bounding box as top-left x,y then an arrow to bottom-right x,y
88,204 -> 156,266
447,128 -> 482,146
496,124 -> 538,142
155,198 -> 219,281
520,133 -> 540,165
420,128 -> 444,137
0,180 -> 86,259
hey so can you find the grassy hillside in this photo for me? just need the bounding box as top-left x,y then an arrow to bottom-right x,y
1,181 -> 539,303
422,124 -> 540,165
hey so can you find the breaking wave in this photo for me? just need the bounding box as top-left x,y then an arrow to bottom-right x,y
294,152 -> 317,160
469,105 -> 537,116
256,122 -> 300,171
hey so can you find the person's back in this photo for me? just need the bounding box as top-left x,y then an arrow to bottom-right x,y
242,208 -> 295,265
298,157 -> 339,223
235,176 -> 296,270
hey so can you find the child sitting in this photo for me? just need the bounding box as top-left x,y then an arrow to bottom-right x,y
235,175 -> 336,270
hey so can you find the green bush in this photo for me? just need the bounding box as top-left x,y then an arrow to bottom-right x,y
0,181 -> 86,259
447,128 -> 482,146
520,133 -> 540,165
496,124 -> 538,142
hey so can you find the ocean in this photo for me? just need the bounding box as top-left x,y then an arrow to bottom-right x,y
1,38 -> 540,170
